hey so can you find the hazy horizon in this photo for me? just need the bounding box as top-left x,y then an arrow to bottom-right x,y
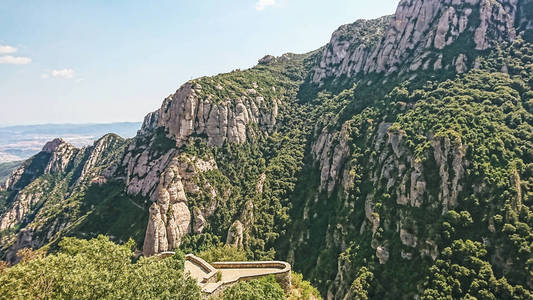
0,121 -> 142,128
0,122 -> 141,162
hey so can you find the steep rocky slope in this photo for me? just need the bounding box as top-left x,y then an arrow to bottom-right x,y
1,0 -> 532,298
311,0 -> 533,87
0,135 -> 127,261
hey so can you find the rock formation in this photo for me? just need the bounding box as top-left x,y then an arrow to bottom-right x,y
311,0 -> 523,86
226,220 -> 244,248
0,134 -> 126,261
145,81 -> 279,147
142,154 -> 219,256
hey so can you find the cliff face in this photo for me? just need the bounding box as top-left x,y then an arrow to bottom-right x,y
142,154 -> 219,256
156,81 -> 278,147
113,53 -> 305,258
311,0 -> 526,86
118,67 -> 284,204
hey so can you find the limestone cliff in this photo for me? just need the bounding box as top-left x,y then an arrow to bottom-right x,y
142,154 -> 219,256
311,0 -> 526,86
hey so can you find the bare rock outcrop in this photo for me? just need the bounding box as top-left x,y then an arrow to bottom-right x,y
376,246 -> 390,264
192,207 -> 207,234
432,135 -> 466,213
311,0 -> 523,86
143,159 -> 191,256
142,154 -> 219,256
0,191 -> 42,231
312,123 -> 351,195
154,82 -> 279,147
226,220 -> 244,248
42,138 -> 78,174
138,109 -> 160,135
76,134 -> 124,184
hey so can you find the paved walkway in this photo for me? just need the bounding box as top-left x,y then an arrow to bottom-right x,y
184,260 -> 210,284
217,267 -> 283,282
181,254 -> 291,294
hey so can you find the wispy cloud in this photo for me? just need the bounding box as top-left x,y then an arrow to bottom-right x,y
0,44 -> 32,65
0,55 -> 32,65
0,45 -> 17,54
256,0 -> 276,11
41,68 -> 75,79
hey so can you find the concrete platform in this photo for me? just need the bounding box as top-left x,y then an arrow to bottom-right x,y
179,253 -> 291,295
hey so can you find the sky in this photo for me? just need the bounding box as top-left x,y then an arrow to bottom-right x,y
0,0 -> 399,126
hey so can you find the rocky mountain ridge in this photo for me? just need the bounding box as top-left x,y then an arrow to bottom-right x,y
0,134 -> 126,261
1,0 -> 532,298
311,0 -> 533,86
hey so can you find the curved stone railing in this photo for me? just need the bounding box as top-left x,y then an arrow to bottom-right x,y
185,254 -> 218,284
157,252 -> 291,295
210,260 -> 291,293
157,251 -> 176,259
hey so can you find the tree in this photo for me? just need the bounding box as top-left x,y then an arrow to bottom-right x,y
222,275 -> 285,300
0,235 -> 201,300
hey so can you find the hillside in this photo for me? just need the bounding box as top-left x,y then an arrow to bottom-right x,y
0,161 -> 21,186
1,0 -> 532,299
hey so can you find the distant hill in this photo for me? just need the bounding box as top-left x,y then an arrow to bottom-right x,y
0,122 -> 141,163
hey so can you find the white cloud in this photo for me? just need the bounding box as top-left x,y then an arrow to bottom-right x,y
0,45 -> 17,54
256,0 -> 276,11
52,69 -> 75,78
41,68 -> 75,79
0,55 -> 32,65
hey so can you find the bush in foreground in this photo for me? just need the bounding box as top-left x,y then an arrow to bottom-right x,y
0,235 -> 200,300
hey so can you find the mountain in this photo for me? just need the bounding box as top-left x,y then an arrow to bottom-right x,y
0,161 -> 22,185
1,0 -> 532,299
0,122 -> 141,163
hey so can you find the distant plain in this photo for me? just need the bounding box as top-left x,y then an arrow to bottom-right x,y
0,122 -> 141,163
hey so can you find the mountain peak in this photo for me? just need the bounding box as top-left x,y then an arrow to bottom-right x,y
42,138 -> 68,153
311,0 -> 528,86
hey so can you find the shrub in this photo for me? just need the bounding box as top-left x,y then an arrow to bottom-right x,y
0,235 -> 201,300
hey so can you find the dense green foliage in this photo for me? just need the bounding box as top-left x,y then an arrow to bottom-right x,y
64,181 -> 148,245
179,53 -> 313,261
220,275 -> 285,300
178,37 -> 533,298
288,272 -> 323,300
197,244 -> 248,262
422,239 -> 532,299
287,37 -> 533,298
0,236 -> 201,299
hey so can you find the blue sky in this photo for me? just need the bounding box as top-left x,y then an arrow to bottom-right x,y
0,0 -> 398,126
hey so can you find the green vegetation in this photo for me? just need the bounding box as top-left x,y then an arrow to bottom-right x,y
197,244 -> 248,262
287,37 -> 533,298
0,236 -> 201,299
0,134 -> 132,258
288,272 -> 323,300
422,239 -> 532,299
220,275 -> 285,300
64,181 -> 148,245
